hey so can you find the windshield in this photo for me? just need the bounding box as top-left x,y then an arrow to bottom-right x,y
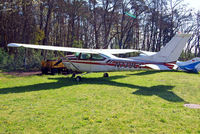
80,53 -> 91,60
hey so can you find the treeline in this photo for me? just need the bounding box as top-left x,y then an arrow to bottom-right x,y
0,0 -> 200,70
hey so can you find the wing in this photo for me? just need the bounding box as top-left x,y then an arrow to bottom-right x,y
96,49 -> 141,54
8,43 -> 149,55
8,43 -> 99,54
96,49 -> 156,55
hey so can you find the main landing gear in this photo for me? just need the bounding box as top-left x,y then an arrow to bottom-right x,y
75,76 -> 82,82
72,72 -> 109,82
103,73 -> 109,77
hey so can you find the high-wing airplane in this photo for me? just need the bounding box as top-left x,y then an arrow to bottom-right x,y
176,57 -> 200,73
8,34 -> 191,81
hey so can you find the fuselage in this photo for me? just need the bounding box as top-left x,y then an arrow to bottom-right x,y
62,53 -> 176,72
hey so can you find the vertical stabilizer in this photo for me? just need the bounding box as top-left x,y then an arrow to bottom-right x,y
133,34 -> 191,62
151,34 -> 191,62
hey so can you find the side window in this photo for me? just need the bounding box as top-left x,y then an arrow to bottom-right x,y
80,53 -> 91,60
75,52 -> 80,58
91,54 -> 105,61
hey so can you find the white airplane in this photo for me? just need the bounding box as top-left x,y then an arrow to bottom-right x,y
8,34 -> 191,81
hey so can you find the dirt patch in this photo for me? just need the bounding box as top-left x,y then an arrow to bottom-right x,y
184,104 -> 200,109
3,71 -> 42,77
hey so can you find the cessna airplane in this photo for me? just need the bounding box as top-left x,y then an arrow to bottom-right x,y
8,34 -> 191,81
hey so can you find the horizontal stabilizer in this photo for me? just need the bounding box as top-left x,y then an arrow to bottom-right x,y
141,64 -> 173,70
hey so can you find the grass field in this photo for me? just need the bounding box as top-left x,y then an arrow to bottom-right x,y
0,70 -> 200,134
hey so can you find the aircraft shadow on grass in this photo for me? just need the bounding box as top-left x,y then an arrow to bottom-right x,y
0,75 -> 184,102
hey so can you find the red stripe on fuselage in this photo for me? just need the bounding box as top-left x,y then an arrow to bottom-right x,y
65,60 -> 116,66
63,60 -> 176,69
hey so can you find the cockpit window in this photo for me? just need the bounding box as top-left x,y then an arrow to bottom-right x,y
91,54 -> 105,60
80,53 -> 91,60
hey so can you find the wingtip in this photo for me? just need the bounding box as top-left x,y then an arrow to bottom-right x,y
7,43 -> 22,47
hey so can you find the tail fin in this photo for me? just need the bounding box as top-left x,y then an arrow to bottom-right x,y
150,34 -> 191,62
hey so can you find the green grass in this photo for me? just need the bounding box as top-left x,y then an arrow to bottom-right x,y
0,71 -> 200,134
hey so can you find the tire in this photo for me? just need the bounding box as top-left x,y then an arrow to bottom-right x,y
103,73 -> 109,77
75,76 -> 81,82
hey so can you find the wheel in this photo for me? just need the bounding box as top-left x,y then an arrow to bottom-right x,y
103,73 -> 109,77
75,76 -> 81,82
71,73 -> 76,78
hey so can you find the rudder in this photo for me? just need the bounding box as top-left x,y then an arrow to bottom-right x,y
150,34 -> 191,62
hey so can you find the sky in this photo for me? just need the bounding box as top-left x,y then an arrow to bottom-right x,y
184,0 -> 200,11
